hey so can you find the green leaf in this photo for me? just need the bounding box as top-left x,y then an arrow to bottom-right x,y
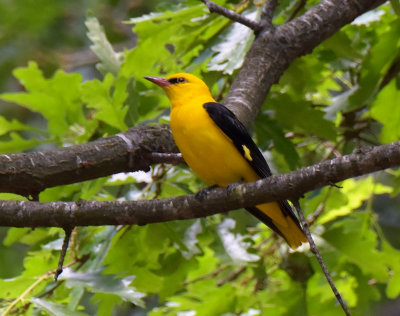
128,267 -> 163,295
323,214 -> 389,281
318,176 -> 393,224
0,276 -> 33,299
67,287 -> 85,311
23,249 -> 59,276
322,31 -> 363,60
0,193 -> 27,201
78,178 -> 109,200
154,252 -> 198,299
153,281 -> 237,316
268,93 -> 337,141
60,269 -> 145,307
387,270 -> 400,298
279,53 -> 336,98
104,225 -> 169,275
81,73 -> 128,131
187,247 -> 219,281
208,8 -> 258,74
0,132 -> 41,153
307,272 -> 357,315
257,269 -> 304,315
0,62 -> 84,138
85,14 -> 123,75
0,116 -> 36,136
4,228 -> 31,246
77,226 -> 116,268
369,79 -> 400,142
31,298 -> 89,316
255,114 -> 299,169
122,4 -> 228,78
121,2 -> 232,127
91,293 -> 122,316
2,2 -> 400,316
383,238 -> 400,298
17,228 -> 59,247
193,283 -> 236,316
347,20 -> 400,111
390,0 -> 400,16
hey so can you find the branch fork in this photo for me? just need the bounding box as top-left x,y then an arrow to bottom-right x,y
200,0 -> 277,33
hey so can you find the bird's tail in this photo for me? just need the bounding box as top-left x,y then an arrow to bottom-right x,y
246,201 -> 307,249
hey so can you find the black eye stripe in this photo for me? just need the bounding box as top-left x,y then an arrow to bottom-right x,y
168,77 -> 187,84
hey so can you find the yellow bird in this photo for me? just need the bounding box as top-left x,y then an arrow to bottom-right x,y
145,73 -> 307,249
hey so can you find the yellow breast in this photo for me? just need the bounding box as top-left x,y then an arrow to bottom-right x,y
170,100 -> 259,187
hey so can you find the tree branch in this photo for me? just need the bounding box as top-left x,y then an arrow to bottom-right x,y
1,141 -> 398,227
0,0 -> 387,198
380,55 -> 400,89
54,227 -> 73,281
0,125 -> 178,197
200,0 -> 263,32
260,0 -> 278,28
292,199 -> 351,316
224,0 -> 387,126
288,0 -> 307,21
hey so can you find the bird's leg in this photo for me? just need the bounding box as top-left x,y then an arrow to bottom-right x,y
195,185 -> 219,201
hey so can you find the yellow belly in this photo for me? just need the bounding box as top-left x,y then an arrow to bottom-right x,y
170,104 -> 259,187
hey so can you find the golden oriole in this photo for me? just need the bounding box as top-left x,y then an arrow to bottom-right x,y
145,73 -> 307,249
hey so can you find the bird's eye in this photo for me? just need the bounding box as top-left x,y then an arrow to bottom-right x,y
168,77 -> 187,84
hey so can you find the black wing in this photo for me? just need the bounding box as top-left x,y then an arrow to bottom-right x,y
203,102 -> 272,179
203,102 -> 302,229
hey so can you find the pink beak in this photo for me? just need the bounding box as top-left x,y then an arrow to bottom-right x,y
144,76 -> 171,87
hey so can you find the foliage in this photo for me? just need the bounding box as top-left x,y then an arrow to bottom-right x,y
1,0 -> 400,315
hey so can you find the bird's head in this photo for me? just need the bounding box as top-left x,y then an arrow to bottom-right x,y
144,73 -> 213,107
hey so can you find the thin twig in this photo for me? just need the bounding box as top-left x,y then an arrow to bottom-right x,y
218,266 -> 247,286
1,273 -> 51,316
184,264 -> 230,285
54,227 -> 74,281
291,199 -> 351,316
2,258 -> 82,315
38,258 -> 80,299
215,77 -> 232,102
379,55 -> 400,90
307,187 -> 332,226
288,0 -> 307,21
200,0 -> 262,32
261,0 -> 278,28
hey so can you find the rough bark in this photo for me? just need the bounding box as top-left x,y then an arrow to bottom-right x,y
0,125 -> 178,197
0,141 -> 398,227
0,0 -> 394,227
224,0 -> 386,126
